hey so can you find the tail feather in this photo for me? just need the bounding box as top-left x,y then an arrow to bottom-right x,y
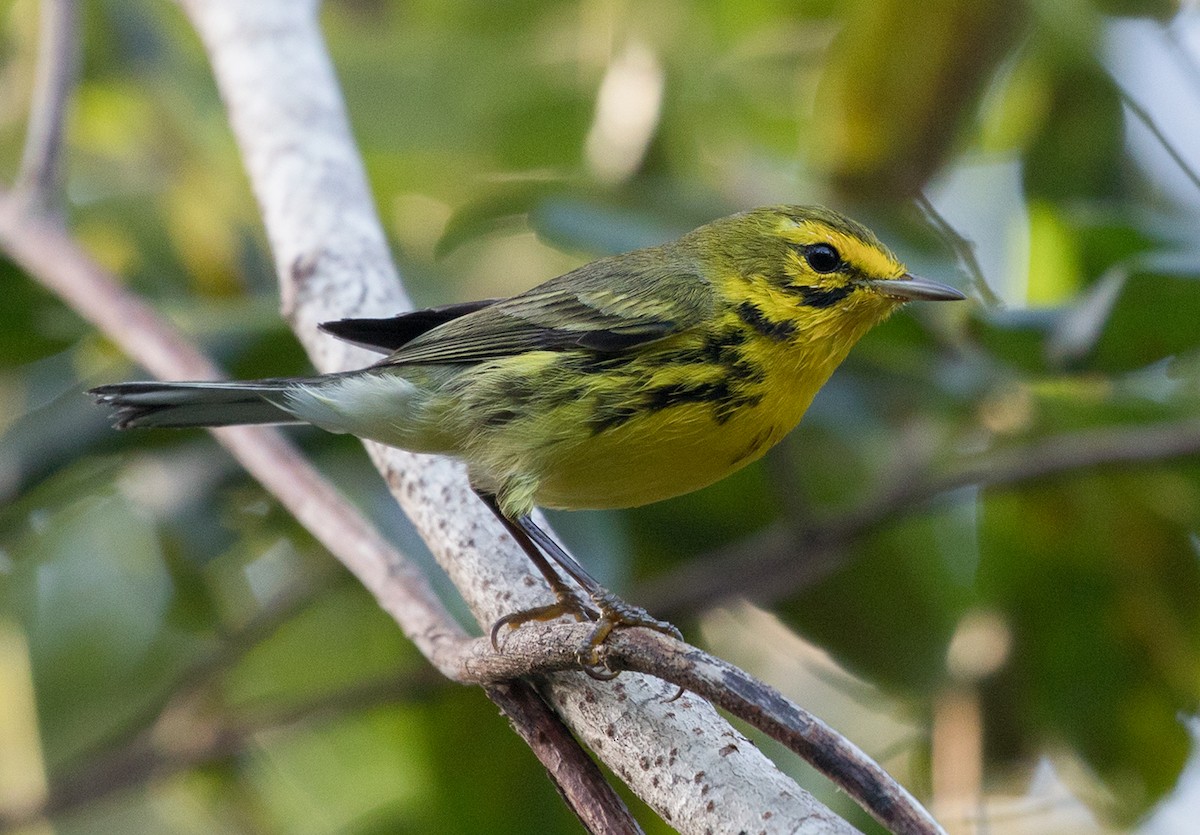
89,380 -> 306,430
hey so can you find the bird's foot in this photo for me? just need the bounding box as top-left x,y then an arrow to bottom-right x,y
576,591 -> 683,681
490,588 -> 683,684
489,590 -> 599,651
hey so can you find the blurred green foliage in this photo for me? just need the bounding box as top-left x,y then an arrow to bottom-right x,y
2,0 -> 1200,831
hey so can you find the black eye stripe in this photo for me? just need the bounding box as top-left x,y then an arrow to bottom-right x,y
787,284 -> 855,308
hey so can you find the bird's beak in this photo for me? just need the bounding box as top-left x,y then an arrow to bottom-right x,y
867,274 -> 966,302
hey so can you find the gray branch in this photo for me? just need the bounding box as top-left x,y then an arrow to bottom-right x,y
0,168 -> 640,830
452,624 -> 943,835
173,0 -> 870,831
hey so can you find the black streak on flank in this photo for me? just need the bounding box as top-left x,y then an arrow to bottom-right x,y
702,326 -> 747,359
736,302 -> 795,341
576,328 -> 771,434
497,377 -> 540,407
701,330 -> 763,382
645,381 -> 761,425
790,284 -> 855,309
484,408 -> 520,427
589,377 -> 764,434
588,403 -> 640,435
645,381 -> 730,412
650,331 -> 764,386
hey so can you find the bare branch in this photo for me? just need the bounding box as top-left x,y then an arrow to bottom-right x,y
449,625 -> 944,835
485,681 -> 645,835
0,188 -> 468,668
1116,84 -> 1200,196
16,0 -> 78,215
8,668 -> 635,835
914,193 -> 999,306
174,1 -> 873,831
884,418 -> 1200,511
1,0 -> 937,829
642,418 -> 1200,616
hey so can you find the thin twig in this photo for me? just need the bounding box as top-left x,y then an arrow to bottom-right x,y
860,417 -> 1200,524
641,417 -> 1200,615
177,1 -> 870,831
1116,84 -> 1200,195
485,681 -> 646,835
0,187 -> 466,669
15,0 -> 78,215
914,193 -> 999,306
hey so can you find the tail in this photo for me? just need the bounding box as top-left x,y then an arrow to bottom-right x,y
89,380 -> 309,430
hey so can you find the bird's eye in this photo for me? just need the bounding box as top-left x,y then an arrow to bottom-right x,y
804,244 -> 841,274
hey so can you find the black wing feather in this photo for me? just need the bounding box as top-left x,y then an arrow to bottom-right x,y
380,251 -> 714,366
318,299 -> 500,353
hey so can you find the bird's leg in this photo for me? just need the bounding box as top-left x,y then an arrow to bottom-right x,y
478,492 -> 600,647
514,514 -> 683,657
477,493 -> 682,677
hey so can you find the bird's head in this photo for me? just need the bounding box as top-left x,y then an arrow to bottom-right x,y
686,206 -> 964,355
694,205 -> 964,340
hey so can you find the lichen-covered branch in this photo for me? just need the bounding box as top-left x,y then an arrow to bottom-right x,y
173,1 -> 863,831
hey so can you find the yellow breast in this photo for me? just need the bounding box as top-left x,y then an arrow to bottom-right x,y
528,330 -> 845,509
530,399 -> 791,510
439,274 -> 896,517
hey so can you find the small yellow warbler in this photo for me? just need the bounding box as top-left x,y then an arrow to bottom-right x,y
92,205 -> 964,671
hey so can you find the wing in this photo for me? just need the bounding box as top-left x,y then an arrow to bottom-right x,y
380,252 -> 714,366
318,299 -> 499,354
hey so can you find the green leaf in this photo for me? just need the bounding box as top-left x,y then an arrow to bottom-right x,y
3,485 -> 205,766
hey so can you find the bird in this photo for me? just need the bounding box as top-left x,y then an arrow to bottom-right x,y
90,205 -> 965,675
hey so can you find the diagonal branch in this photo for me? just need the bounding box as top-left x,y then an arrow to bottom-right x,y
172,0 -> 889,831
1116,84 -> 1200,196
0,0 -> 947,829
0,1 -> 869,830
2,670 -> 640,835
0,191 -> 638,834
914,193 -> 999,306
449,625 -> 942,835
0,187 -> 465,668
485,680 -> 645,835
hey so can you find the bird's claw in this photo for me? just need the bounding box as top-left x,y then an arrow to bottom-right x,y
489,592 -> 599,651
490,588 -> 684,692
572,592 -> 684,680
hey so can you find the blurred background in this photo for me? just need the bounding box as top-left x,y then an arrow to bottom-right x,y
2,0 -> 1200,832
